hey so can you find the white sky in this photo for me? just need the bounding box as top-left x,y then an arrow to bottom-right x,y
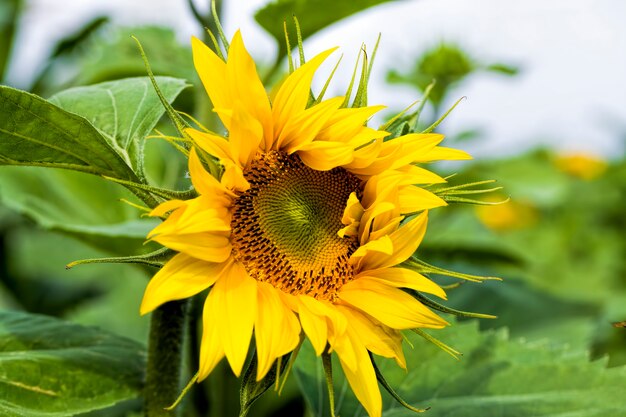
7,0 -> 626,158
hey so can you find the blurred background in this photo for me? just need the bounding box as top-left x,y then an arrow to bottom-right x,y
1,1 -> 625,416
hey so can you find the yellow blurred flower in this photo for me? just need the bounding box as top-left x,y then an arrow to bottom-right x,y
475,196 -> 537,231
140,31 -> 471,417
554,153 -> 607,180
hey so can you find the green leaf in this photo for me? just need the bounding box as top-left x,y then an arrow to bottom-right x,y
386,43 -> 475,108
0,86 -> 137,180
295,321 -> 626,416
5,228 -> 151,341
73,26 -> 195,87
49,76 -> 188,179
0,310 -> 146,417
29,16 -> 109,95
255,0 -> 393,60
0,166 -> 158,253
0,0 -> 22,82
448,279 -> 599,349
485,63 -> 519,76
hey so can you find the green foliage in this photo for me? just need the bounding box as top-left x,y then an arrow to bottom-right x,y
0,76 -> 188,248
0,310 -> 146,417
387,43 -> 517,111
255,0 -> 393,63
0,167 -> 158,253
49,76 -> 188,179
73,26 -> 195,88
0,4 -> 623,417
0,86 -> 138,180
0,0 -> 21,82
388,43 -> 474,108
461,151 -> 625,303
2,228 -> 152,342
429,151 -> 626,367
295,321 -> 626,417
28,16 -> 110,94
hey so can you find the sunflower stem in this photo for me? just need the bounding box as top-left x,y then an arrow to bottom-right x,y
322,353 -> 337,417
144,300 -> 189,417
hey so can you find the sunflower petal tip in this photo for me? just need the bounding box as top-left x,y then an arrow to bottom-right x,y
139,301 -> 154,316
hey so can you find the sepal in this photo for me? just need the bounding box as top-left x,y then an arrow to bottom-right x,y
66,246 -> 175,269
431,179 -> 507,206
239,341 -> 302,417
103,176 -> 198,203
409,290 -> 497,320
369,352 -> 429,414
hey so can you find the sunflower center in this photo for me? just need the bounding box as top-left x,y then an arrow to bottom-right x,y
230,151 -> 360,300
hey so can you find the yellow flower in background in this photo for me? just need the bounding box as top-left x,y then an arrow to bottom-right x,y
475,196 -> 537,231
554,153 -> 607,180
140,31 -> 470,417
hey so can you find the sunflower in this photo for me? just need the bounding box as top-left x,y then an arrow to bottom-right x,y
140,31 -> 470,417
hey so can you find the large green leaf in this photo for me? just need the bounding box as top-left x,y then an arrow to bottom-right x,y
255,0 -> 394,59
49,76 -> 188,178
4,227 -> 151,341
72,27 -> 195,87
0,310 -> 146,417
0,166 -> 158,253
294,321 -> 626,416
0,86 -> 137,180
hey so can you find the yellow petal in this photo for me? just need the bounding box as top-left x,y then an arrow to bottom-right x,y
255,282 -> 301,381
339,278 -> 447,329
147,198 -> 231,254
148,194 -> 228,227
220,158 -> 250,192
337,224 -> 359,238
367,215 -> 402,243
226,31 -> 273,150
334,329 -> 382,417
338,192 -> 364,238
317,105 -> 386,142
398,185 -> 447,213
272,48 -> 337,139
191,36 -> 231,128
140,253 -> 228,315
361,211 -> 428,270
337,306 -> 406,369
187,128 -> 233,162
349,134 -> 443,176
397,164 -> 447,184
385,211 -> 429,267
359,201 -> 397,244
198,289 -> 225,381
157,196 -> 230,235
416,146 -> 472,162
357,267 -> 446,299
212,261 -> 257,376
296,141 -> 354,171
350,235 -> 393,262
148,202 -> 230,237
188,148 -> 232,200
278,97 -> 344,151
360,171 -> 400,209
151,232 -> 232,263
228,101 -> 263,167
297,296 -> 329,356
329,324 -> 358,372
345,137 -> 384,170
149,199 -> 186,217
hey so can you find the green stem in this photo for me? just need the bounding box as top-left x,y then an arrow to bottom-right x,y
144,300 -> 189,417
